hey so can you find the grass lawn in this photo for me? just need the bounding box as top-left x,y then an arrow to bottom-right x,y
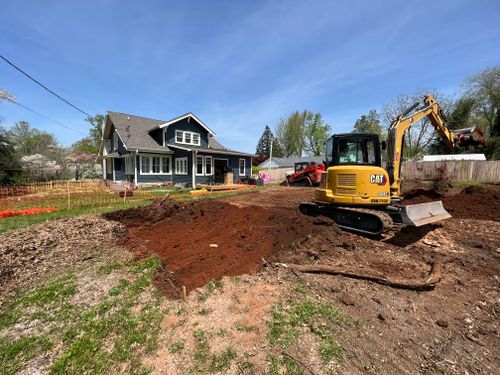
0,200 -> 153,234
0,257 -> 163,375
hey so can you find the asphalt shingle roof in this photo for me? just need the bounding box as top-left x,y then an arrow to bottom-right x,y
104,111 -> 252,156
107,111 -> 172,153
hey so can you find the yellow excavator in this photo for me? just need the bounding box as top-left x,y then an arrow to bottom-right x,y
299,95 -> 485,235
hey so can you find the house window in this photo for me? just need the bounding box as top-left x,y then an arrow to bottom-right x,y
113,132 -> 118,150
176,130 -> 183,143
124,156 -> 133,175
174,130 -> 201,146
239,158 -> 246,176
205,156 -> 212,175
141,156 -> 150,174
162,157 -> 170,174
140,155 -> 172,175
175,157 -> 188,175
152,157 -> 160,173
196,156 -> 204,176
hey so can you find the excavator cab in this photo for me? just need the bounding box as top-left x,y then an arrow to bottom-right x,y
316,133 -> 392,207
325,134 -> 382,167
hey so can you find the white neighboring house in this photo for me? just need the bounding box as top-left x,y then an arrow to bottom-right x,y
423,154 -> 486,161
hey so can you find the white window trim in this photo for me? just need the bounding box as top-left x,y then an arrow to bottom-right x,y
140,154 -> 172,175
175,130 -> 201,146
195,155 -> 204,176
205,156 -> 213,176
175,157 -> 188,175
239,158 -> 246,176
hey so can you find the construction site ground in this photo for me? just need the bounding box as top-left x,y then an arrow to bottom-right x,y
0,183 -> 499,374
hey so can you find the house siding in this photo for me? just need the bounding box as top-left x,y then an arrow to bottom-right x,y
102,114 -> 252,186
134,152 -> 251,186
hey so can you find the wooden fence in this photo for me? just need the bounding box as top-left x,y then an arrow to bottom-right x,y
401,160 -> 500,183
263,161 -> 500,183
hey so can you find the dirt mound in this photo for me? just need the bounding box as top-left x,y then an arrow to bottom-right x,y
404,185 -> 499,221
106,199 -> 342,297
403,188 -> 443,203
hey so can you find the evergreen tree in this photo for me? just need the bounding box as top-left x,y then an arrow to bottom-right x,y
255,125 -> 283,157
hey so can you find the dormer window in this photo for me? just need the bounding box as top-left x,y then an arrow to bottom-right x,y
175,130 -> 201,146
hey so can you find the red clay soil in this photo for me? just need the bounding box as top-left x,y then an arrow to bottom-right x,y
105,199 -> 326,298
403,185 -> 500,221
105,185 -> 499,298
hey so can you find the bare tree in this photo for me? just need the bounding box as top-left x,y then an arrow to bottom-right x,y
382,90 -> 452,159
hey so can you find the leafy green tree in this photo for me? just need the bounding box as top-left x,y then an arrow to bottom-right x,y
304,113 -> 330,156
72,137 -> 97,154
491,108 -> 500,137
7,121 -> 60,158
85,114 -> 105,153
353,110 -> 383,138
255,125 -> 283,157
275,111 -> 308,157
465,66 -> 500,136
0,125 -> 18,184
429,97 -> 476,154
447,97 -> 476,130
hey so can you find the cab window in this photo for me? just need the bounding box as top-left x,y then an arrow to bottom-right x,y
325,138 -> 333,166
337,138 -> 377,165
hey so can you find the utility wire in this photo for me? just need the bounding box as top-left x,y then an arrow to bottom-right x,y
5,98 -> 87,136
0,52 -> 94,119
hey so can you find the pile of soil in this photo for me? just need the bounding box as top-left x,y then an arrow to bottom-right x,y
105,199 -> 340,298
404,185 -> 500,221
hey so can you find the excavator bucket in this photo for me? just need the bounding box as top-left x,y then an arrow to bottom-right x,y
400,201 -> 451,227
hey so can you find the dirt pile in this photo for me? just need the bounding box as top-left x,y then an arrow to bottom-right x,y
404,185 -> 500,221
105,199 -> 343,297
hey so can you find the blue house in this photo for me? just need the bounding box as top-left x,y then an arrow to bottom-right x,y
98,111 -> 253,187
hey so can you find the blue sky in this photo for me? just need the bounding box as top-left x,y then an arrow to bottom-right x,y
0,0 -> 499,152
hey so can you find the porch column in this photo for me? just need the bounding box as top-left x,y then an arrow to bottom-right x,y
112,158 -> 115,181
192,150 -> 196,189
134,151 -> 138,185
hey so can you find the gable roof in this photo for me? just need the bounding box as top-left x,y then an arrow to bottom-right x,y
104,111 -> 173,153
258,156 -> 324,168
100,111 -> 252,157
150,112 -> 216,136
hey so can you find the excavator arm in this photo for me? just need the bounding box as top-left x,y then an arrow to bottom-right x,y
386,95 -> 458,197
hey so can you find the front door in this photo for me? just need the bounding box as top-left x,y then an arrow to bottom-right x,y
213,159 -> 228,184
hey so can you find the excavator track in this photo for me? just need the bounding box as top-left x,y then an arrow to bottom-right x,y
299,202 -> 393,236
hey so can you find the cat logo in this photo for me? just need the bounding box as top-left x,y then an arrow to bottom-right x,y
370,174 -> 386,185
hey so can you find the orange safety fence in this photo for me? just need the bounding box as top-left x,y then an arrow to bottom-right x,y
0,180 -> 157,212
0,208 -> 58,219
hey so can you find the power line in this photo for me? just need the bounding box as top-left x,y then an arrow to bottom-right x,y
0,52 -> 94,118
5,98 -> 87,136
